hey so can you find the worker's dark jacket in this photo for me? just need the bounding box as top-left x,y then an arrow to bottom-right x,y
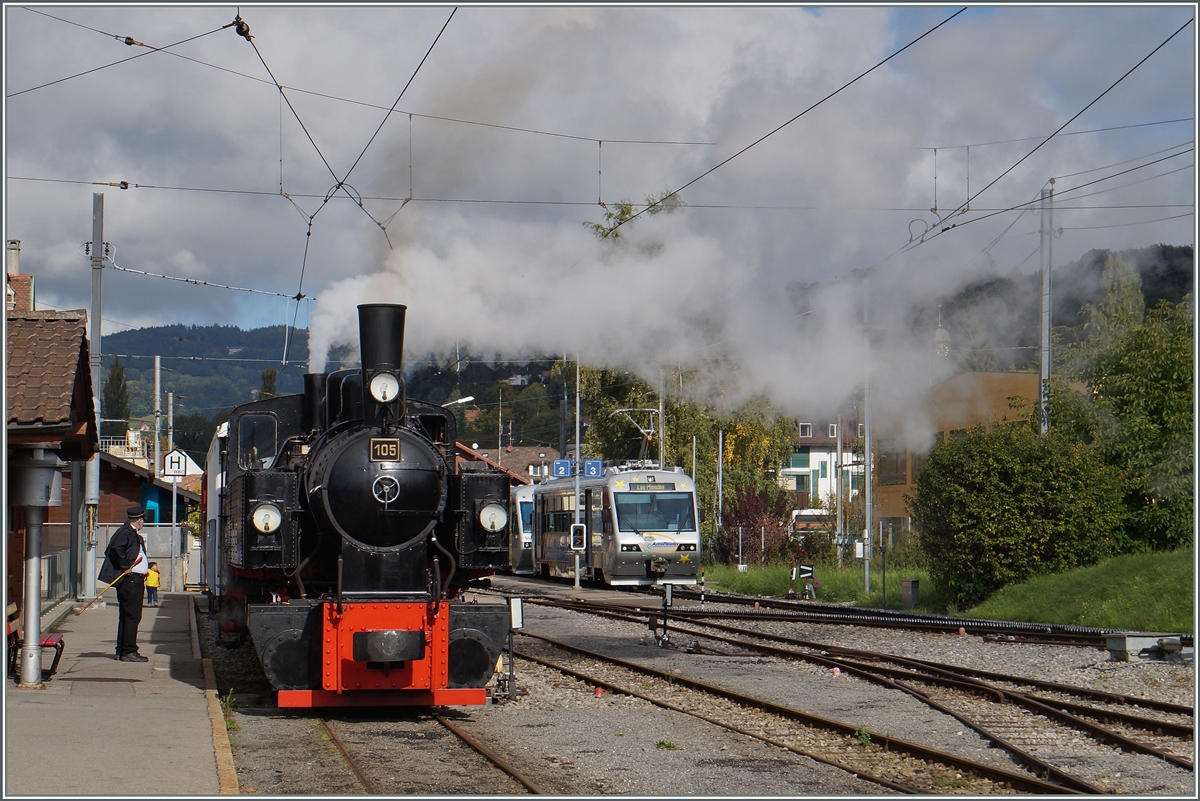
98,522 -> 146,584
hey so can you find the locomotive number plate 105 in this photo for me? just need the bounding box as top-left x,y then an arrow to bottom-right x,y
370,438 -> 401,462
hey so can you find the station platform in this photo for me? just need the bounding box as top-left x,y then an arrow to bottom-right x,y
4,591 -> 237,796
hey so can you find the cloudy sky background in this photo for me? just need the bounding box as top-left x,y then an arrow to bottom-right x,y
4,4 -> 1195,424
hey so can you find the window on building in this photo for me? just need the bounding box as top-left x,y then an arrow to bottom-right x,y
948,428 -> 967,440
790,447 -> 810,469
878,437 -> 906,485
879,517 -> 906,546
819,460 -> 827,479
798,423 -> 813,438
794,474 -> 811,493
828,423 -> 837,438
910,451 -> 928,479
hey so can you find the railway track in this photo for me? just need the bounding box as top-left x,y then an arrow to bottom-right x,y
515,630 -> 1087,794
511,593 -> 1192,793
315,714 -> 542,794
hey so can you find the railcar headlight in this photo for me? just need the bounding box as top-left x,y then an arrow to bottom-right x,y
251,503 -> 283,534
478,502 -> 508,532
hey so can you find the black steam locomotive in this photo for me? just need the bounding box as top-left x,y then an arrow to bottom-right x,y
202,304 -> 513,707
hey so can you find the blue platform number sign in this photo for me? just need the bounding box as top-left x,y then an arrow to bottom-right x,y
583,459 -> 604,478
552,459 -> 573,477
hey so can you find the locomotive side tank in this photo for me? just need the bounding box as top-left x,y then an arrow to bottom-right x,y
207,304 -> 513,707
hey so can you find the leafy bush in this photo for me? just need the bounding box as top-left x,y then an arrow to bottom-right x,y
908,422 -> 1127,608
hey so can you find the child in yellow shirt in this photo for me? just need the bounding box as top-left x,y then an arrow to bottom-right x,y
146,562 -> 161,607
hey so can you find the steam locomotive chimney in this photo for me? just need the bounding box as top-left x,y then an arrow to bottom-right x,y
302,372 -> 327,432
358,304 -> 407,374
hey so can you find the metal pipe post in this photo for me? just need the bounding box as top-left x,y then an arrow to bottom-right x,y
19,507 -> 45,686
85,192 -> 104,599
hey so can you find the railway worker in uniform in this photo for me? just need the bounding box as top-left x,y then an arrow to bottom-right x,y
98,506 -> 151,662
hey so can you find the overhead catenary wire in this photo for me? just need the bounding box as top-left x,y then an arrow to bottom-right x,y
909,17 -> 1194,252
103,259 -> 298,299
610,7 -> 969,234
915,117 -> 1193,151
18,6 -> 715,147
905,147 -> 1194,248
6,18 -> 236,98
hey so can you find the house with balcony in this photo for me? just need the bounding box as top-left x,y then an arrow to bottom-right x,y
779,411 -> 865,512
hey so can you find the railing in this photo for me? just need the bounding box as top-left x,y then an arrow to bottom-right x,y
38,551 -> 71,614
35,522 -> 198,604
99,436 -> 149,462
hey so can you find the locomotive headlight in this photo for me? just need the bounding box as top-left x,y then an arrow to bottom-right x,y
478,502 -> 508,532
369,371 -> 401,403
251,503 -> 283,534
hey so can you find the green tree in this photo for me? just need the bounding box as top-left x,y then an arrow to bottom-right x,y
1054,254 -> 1192,551
1087,298 -> 1193,550
260,367 -> 278,399
908,422 -> 1126,608
583,190 -> 683,239
101,357 -> 130,438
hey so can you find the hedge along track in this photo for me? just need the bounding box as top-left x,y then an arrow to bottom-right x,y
524,597 -> 1190,791
317,715 -> 543,795
514,631 -> 1086,794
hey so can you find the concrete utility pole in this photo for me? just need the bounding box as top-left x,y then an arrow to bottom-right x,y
169,392 -> 177,592
154,356 -> 161,479
658,369 -> 665,466
573,358 -> 582,589
863,275 -> 873,595
836,410 -> 844,569
1038,181 -> 1055,435
84,193 -> 104,599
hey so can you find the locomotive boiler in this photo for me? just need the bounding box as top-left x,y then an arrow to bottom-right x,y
203,304 -> 513,708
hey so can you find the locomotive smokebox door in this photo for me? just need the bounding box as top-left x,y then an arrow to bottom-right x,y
447,602 -> 510,688
452,470 -> 511,570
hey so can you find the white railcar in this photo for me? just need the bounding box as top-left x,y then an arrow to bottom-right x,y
532,461 -> 700,586
509,483 -> 537,575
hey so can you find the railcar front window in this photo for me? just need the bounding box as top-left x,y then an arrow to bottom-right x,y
519,501 -> 533,538
238,415 -> 278,470
614,492 -> 695,532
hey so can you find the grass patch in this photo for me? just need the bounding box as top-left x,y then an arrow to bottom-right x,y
655,740 -> 680,750
701,546 -> 1192,632
219,687 -> 240,732
854,725 -> 872,747
703,563 -> 946,611
966,548 -> 1193,632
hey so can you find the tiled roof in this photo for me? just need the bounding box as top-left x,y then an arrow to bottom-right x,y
454,442 -> 531,485
6,309 -> 98,459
